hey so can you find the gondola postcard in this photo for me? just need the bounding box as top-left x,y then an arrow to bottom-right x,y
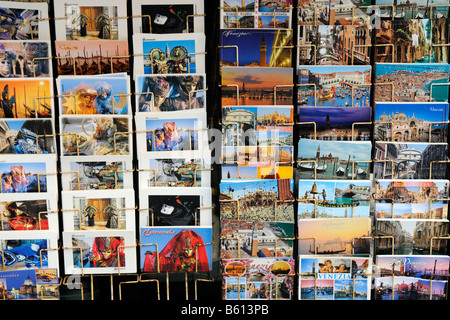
138,150 -> 211,188
0,41 -> 52,78
131,0 -> 205,34
0,193 -> 58,231
221,258 -> 295,300
53,0 -> 128,41
374,102 -> 449,142
61,189 -> 135,231
132,33 -> 206,76
0,1 -> 50,40
297,217 -> 372,255
60,155 -> 134,191
374,275 -> 447,300
297,139 -> 372,180
375,202 -> 448,219
63,230 -> 137,274
374,179 -> 449,203
374,0 -> 450,20
59,115 -> 132,156
139,226 -> 212,272
138,187 -> 212,227
0,230 -> 59,271
220,219 -> 294,259
297,180 -> 371,218
374,219 -> 449,255
297,65 -> 371,107
0,268 -> 59,300
57,75 -> 130,115
373,141 -> 448,179
54,40 -> 130,75
298,255 -> 372,300
219,178 -> 295,222
0,78 -> 53,118
135,74 -> 206,112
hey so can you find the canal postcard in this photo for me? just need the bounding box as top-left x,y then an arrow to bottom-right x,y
374,179 -> 449,203
374,275 -> 448,300
375,202 -> 448,219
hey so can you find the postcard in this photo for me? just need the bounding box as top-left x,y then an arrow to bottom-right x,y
135,74 -> 206,112
0,230 -> 59,271
0,78 -> 54,118
298,25 -> 371,66
374,102 -> 449,142
297,139 -> 372,180
298,106 -> 372,141
132,33 -> 206,76
298,255 -> 372,300
298,180 -> 371,218
375,202 -> 449,219
220,178 -> 295,222
135,109 -> 208,153
374,179 -> 450,203
297,65 -> 371,107
297,0 -> 371,25
0,154 -> 58,195
373,141 -> 448,179
374,275 -> 447,300
220,29 -> 293,68
0,41 -> 52,77
221,163 -> 294,180
297,217 -> 372,255
53,0 -> 128,41
61,189 -> 135,231
59,115 -> 132,156
0,268 -> 59,300
60,155 -> 133,191
63,230 -> 137,274
221,258 -> 295,300
374,63 -> 450,102
131,0 -> 204,34
56,75 -> 130,115
140,226 -> 213,272
138,187 -> 212,228
374,219 -> 449,255
138,151 -> 211,188
375,0 -> 449,19
0,192 -> 58,231
54,40 -> 130,75
0,1 -> 50,40
220,219 -> 294,259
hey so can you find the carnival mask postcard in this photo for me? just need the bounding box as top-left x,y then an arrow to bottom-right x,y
374,102 -> 449,142
374,275 -> 447,300
131,0 -> 205,34
0,41 -> 51,78
298,255 -> 372,300
221,258 -> 295,300
297,65 -> 371,107
373,142 -> 448,179
220,178 -> 295,222
57,75 -> 130,115
298,217 -> 372,255
297,25 -> 371,66
63,230 -> 137,275
0,1 -> 50,40
135,74 -> 206,112
140,226 -> 212,273
138,187 -> 212,227
54,40 -> 130,76
0,119 -> 56,154
374,219 -> 449,255
375,0 -> 450,20
0,154 -> 58,195
133,33 -> 206,76
0,78 -> 53,118
138,151 -> 211,188
375,202 -> 448,219
297,180 -> 371,218
0,230 -> 59,271
374,179 -> 450,203
0,268 -> 59,300
59,115 -> 132,156
298,106 -> 372,141
0,193 -> 58,232
221,66 -> 293,106
219,28 -> 293,68
297,139 -> 372,180
374,63 -> 450,102
53,0 -> 128,41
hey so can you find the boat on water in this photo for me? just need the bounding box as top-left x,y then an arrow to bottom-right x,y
357,168 -> 367,177
336,166 -> 345,176
316,163 -> 327,172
